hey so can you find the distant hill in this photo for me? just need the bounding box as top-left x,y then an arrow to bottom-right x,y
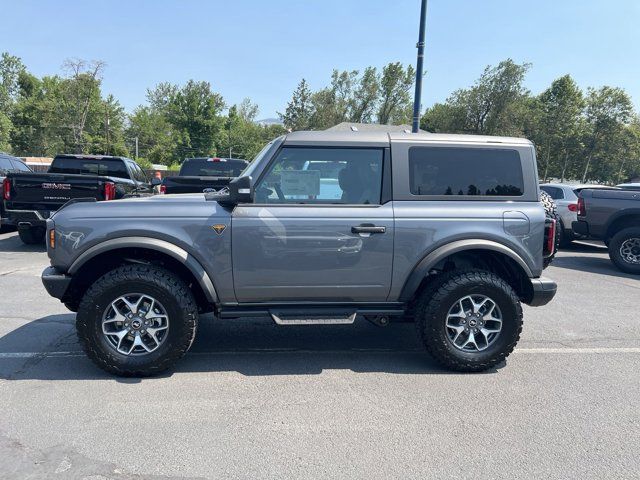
256,118 -> 284,126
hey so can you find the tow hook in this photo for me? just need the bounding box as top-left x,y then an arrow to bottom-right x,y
365,315 -> 390,327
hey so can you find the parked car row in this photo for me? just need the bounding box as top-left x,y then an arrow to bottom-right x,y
540,182 -> 640,274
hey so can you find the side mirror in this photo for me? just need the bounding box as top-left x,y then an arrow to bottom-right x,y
151,177 -> 162,186
227,175 -> 253,204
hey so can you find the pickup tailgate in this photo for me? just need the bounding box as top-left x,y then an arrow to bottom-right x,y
5,172 -> 109,212
162,176 -> 232,194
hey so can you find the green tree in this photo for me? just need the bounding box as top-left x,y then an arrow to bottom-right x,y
377,62 -> 415,124
279,79 -> 313,130
581,86 -> 633,182
0,52 -> 27,152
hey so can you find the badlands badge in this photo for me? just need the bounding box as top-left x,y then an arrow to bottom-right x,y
212,224 -> 227,235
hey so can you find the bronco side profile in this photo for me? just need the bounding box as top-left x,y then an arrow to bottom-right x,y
41,131 -> 557,376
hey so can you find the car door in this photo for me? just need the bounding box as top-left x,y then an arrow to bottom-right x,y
231,146 -> 394,303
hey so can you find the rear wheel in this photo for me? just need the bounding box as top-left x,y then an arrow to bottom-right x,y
76,264 -> 198,376
609,227 -> 640,274
18,227 -> 45,245
415,270 -> 523,372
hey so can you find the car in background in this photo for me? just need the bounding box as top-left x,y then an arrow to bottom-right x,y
4,154 -> 158,244
540,183 -> 613,246
0,153 -> 32,232
160,157 -> 249,194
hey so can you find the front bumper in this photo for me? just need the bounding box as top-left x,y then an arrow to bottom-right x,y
527,276 -> 557,307
41,266 -> 72,300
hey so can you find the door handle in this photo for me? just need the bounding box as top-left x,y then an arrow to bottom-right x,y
351,224 -> 386,234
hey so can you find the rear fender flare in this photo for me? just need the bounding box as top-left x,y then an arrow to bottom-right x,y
398,239 -> 533,302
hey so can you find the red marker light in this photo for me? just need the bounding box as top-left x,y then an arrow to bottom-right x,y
568,203 -> 578,212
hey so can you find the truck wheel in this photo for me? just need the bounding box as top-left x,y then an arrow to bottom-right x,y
415,270 -> 523,372
608,227 -> 640,274
18,227 -> 45,245
76,264 -> 198,376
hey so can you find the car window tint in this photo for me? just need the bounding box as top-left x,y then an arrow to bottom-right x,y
255,147 -> 383,205
540,186 -> 564,200
49,158 -> 130,179
130,163 -> 147,182
409,147 -> 524,196
180,159 -> 246,177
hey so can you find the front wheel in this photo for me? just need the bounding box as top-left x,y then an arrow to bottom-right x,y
415,270 -> 523,372
609,227 -> 640,274
76,264 -> 199,376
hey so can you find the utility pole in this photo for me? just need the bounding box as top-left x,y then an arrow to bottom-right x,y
412,0 -> 428,133
135,136 -> 139,159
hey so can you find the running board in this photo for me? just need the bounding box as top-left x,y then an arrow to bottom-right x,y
271,312 -> 357,325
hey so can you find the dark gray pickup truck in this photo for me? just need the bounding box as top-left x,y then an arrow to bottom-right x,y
160,157 -> 248,194
4,154 -> 159,244
42,131 -> 557,376
573,188 -> 640,273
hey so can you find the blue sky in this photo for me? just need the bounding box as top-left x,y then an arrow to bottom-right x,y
2,0 -> 638,118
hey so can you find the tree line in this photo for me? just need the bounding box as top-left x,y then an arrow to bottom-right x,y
1,51 -> 638,182
421,59 -> 639,184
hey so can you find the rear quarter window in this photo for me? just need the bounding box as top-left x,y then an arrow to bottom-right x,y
408,147 -> 524,197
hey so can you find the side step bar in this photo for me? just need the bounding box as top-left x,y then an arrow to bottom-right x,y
271,312 -> 357,326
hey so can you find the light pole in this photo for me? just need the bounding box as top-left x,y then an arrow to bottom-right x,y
412,0 -> 428,133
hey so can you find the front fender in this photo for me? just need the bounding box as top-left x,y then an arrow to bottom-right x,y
67,236 -> 218,303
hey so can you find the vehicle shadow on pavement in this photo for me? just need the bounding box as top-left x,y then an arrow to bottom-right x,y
0,316 -> 503,380
0,233 -> 46,253
552,255 -> 640,280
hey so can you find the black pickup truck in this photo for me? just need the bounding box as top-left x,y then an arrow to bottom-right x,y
160,157 -> 248,194
3,154 -> 158,244
573,187 -> 640,273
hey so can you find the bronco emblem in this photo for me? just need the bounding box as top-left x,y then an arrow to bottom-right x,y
212,224 -> 227,235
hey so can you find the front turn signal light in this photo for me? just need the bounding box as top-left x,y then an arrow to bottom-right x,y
49,229 -> 56,249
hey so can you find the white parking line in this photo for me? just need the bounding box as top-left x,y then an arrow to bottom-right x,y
1,347 -> 640,359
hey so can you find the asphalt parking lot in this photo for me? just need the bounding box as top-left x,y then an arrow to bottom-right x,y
0,230 -> 639,479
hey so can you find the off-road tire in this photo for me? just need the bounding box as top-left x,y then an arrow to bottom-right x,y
415,270 -> 523,372
18,227 -> 45,245
608,227 -> 640,275
76,264 -> 198,376
540,190 -> 560,268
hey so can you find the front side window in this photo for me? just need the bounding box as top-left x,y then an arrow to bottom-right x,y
254,147 -> 383,204
409,147 -> 524,197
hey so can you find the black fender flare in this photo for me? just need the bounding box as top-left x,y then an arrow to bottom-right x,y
398,239 -> 534,302
68,236 -> 218,303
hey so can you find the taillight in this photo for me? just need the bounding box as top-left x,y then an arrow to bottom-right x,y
544,217 -> 556,257
2,177 -> 10,200
159,185 -> 167,194
104,181 -> 116,201
568,203 -> 578,212
577,197 -> 586,216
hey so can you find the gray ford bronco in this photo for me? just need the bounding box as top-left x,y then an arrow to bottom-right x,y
42,131 -> 557,376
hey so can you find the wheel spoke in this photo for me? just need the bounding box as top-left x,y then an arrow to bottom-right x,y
446,293 -> 503,352
461,330 -> 478,349
146,326 -> 167,346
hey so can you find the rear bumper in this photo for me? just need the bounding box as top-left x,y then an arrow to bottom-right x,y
572,220 -> 589,237
527,277 -> 557,307
41,266 -> 72,300
7,209 -> 48,229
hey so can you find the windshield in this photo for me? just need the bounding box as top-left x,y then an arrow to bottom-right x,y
179,159 -> 246,177
240,136 -> 285,179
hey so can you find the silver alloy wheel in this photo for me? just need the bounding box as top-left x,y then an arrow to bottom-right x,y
620,238 -> 640,265
445,294 -> 503,352
102,294 -> 169,356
